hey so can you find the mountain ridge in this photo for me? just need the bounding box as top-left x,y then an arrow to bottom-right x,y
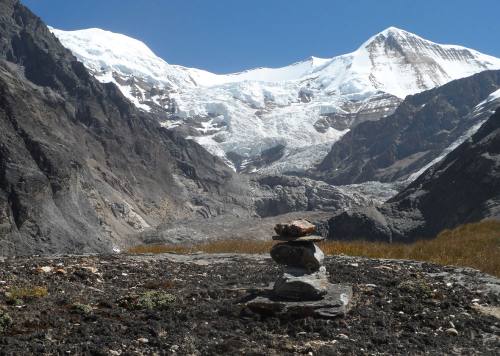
325,107 -> 500,242
314,69 -> 500,185
0,0 -> 254,255
51,25 -> 500,88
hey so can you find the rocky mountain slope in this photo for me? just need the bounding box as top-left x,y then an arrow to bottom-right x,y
51,26 -> 500,173
325,107 -> 500,242
315,70 -> 500,185
0,0 -> 257,255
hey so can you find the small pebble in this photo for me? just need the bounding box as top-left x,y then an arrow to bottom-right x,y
445,328 -> 458,336
338,334 -> 349,340
37,266 -> 53,273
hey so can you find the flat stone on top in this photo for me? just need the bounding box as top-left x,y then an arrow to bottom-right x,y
274,219 -> 316,238
272,235 -> 325,242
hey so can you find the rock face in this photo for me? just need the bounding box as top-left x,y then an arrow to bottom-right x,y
326,108 -> 500,242
314,70 -> 500,185
0,0 -> 252,255
253,175 -> 395,218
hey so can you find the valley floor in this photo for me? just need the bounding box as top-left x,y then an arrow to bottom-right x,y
0,253 -> 499,355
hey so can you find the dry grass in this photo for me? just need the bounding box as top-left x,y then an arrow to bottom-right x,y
5,286 -> 48,304
318,220 -> 500,276
128,220 -> 500,277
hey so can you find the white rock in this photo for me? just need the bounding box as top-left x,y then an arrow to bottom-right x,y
445,328 -> 459,336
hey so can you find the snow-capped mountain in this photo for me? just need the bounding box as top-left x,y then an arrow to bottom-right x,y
51,26 -> 500,172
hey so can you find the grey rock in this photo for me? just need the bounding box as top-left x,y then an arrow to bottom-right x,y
326,207 -> 394,242
273,268 -> 329,301
253,175 -> 386,218
270,242 -> 324,271
285,265 -> 327,276
272,235 -> 325,242
247,284 -> 352,319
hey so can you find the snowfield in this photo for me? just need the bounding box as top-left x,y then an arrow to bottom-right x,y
51,26 -> 500,173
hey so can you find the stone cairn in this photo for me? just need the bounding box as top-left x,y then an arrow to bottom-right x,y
271,219 -> 328,301
247,219 -> 352,318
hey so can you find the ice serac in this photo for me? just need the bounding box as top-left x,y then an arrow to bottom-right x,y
51,26 -> 500,173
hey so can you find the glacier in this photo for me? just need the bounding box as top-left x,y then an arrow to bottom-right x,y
50,26 -> 500,173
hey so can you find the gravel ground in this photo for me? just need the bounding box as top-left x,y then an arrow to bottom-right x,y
0,253 -> 499,355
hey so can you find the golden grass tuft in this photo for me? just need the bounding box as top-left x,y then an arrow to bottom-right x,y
6,286 -> 48,303
128,220 -> 500,277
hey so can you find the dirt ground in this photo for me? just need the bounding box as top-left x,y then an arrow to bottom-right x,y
0,253 -> 499,355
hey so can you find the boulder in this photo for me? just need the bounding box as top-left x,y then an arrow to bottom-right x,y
270,242 -> 324,271
274,219 -> 316,237
247,284 -> 353,319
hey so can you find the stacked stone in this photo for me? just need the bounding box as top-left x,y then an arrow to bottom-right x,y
271,220 -> 329,301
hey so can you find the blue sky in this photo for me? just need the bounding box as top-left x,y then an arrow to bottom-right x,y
22,0 -> 500,74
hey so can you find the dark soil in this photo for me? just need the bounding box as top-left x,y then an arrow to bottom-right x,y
0,253 -> 499,355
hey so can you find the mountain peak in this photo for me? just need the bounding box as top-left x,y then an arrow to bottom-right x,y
359,26 -> 422,50
378,26 -> 413,36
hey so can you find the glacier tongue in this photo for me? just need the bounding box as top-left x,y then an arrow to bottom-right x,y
50,26 -> 500,173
